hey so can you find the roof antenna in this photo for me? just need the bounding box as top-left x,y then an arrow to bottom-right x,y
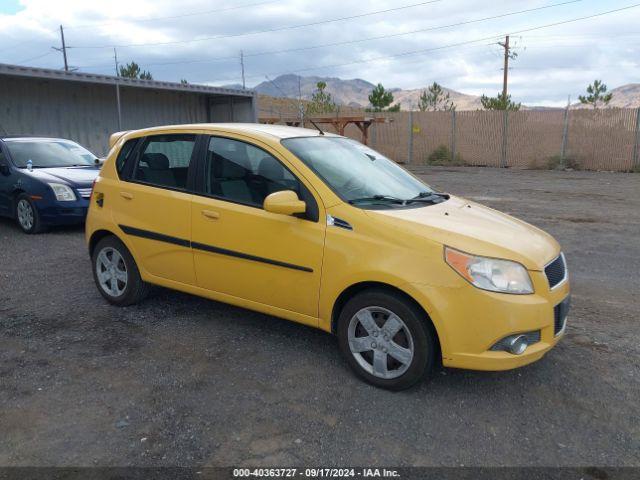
309,119 -> 324,135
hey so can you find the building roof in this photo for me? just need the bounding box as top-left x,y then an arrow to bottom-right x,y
0,63 -> 254,98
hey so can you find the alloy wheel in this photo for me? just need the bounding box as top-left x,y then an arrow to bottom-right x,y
96,247 -> 128,297
347,306 -> 415,379
16,199 -> 34,231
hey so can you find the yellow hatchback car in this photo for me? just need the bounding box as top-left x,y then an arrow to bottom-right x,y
86,123 -> 570,390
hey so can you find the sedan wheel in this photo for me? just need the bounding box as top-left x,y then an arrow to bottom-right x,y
96,247 -> 128,298
348,306 -> 414,380
16,199 -> 34,231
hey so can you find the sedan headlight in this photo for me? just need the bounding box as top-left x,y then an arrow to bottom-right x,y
48,183 -> 76,202
445,246 -> 534,294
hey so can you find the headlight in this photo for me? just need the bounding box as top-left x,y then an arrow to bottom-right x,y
48,183 -> 76,201
445,246 -> 534,294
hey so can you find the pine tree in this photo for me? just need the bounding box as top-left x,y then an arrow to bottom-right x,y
118,62 -> 153,80
305,81 -> 337,115
480,92 -> 521,111
367,83 -> 399,112
418,82 -> 455,111
579,80 -> 613,109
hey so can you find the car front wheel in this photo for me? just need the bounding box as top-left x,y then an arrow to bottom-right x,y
15,194 -> 46,234
337,289 -> 436,390
92,236 -> 150,306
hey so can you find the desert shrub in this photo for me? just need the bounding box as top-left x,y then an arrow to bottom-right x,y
545,155 -> 582,171
427,145 -> 464,166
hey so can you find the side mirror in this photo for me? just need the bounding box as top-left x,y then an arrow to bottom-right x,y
263,190 -> 306,216
0,163 -> 9,176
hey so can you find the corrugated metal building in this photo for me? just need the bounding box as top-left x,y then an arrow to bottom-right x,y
0,63 -> 257,156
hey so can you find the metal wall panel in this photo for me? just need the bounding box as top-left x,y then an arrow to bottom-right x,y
0,75 -> 256,156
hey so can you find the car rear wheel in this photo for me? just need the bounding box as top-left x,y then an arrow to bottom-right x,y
15,194 -> 46,234
337,289 -> 435,390
92,236 -> 151,306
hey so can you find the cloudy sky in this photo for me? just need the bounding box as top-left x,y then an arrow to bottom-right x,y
1,0 -> 638,106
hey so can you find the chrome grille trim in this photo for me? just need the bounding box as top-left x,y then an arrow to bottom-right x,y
76,187 -> 93,199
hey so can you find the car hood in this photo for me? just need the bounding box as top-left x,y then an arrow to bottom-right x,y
364,195 -> 560,271
24,167 -> 100,187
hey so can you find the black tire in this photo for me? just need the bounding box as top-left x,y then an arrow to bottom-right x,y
337,289 -> 436,390
15,193 -> 47,234
91,235 -> 151,306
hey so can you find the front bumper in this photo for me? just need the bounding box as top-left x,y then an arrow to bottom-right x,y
408,270 -> 570,371
37,198 -> 89,225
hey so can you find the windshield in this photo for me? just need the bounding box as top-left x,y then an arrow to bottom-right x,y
281,137 -> 434,206
5,139 -> 97,168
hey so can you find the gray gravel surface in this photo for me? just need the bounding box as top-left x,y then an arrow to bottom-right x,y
1,167 -> 639,467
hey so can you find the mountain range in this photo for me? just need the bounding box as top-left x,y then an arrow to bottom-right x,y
236,74 -> 640,111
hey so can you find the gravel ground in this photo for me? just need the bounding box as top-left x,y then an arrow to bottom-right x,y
0,167 -> 639,467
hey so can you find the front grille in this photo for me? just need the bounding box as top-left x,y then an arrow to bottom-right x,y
545,253 -> 567,289
76,187 -> 93,199
554,296 -> 571,336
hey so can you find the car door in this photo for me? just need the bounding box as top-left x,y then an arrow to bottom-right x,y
112,133 -> 199,285
190,134 -> 326,322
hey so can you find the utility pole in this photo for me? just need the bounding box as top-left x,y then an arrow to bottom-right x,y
52,25 -> 69,71
114,47 -> 122,131
298,75 -> 304,121
113,47 -> 119,76
60,25 -> 68,71
499,35 -> 510,98
560,94 -> 571,168
240,50 -> 246,89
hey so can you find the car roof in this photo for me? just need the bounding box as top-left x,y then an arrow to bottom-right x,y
1,136 -> 75,142
123,123 -> 342,141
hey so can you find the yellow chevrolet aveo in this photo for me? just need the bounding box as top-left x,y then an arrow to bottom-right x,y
86,123 -> 570,390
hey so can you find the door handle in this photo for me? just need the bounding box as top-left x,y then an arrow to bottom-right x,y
120,191 -> 134,200
201,209 -> 220,220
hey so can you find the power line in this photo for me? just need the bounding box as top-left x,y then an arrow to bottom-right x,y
15,50 -> 54,64
192,3 -> 640,85
261,3 -> 640,79
70,0 -> 445,49
64,0 -> 278,30
73,0 -> 584,70
0,0 -> 277,53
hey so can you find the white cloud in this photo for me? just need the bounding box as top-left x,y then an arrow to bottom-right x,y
1,0 -> 639,104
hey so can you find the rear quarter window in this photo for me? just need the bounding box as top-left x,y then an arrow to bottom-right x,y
115,139 -> 139,177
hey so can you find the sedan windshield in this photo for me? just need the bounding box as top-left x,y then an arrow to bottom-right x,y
281,137 -> 437,207
5,139 -> 97,168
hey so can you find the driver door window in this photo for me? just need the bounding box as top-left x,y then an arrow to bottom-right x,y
205,137 -> 299,207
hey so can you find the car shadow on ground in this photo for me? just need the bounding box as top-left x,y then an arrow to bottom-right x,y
135,283 -> 563,397
0,216 -> 85,235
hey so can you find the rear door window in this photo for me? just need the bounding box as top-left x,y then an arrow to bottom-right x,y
133,134 -> 196,190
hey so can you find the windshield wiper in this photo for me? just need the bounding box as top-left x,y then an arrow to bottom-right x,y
414,191 -> 448,198
412,191 -> 449,202
349,195 -> 407,205
350,193 -> 448,206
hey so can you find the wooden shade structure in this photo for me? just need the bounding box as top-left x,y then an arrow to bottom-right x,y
259,115 -> 391,145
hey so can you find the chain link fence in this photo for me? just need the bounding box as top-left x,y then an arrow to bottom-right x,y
260,100 -> 640,171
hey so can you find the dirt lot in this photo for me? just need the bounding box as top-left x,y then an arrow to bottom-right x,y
1,167 -> 639,467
